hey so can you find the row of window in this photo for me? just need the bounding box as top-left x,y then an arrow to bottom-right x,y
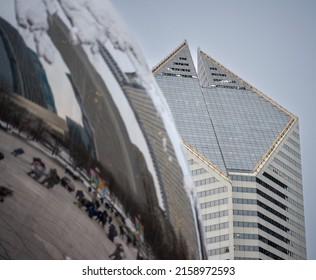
233,221 -> 290,244
170,67 -> 191,72
234,220 -> 305,247
213,79 -> 236,83
174,62 -> 189,66
160,72 -> 197,79
201,198 -> 228,209
264,170 -> 289,191
287,206 -> 305,222
256,177 -> 287,199
288,137 -> 300,149
234,199 -> 304,232
205,222 -> 229,232
232,186 -> 256,193
258,235 -> 289,255
209,67 -> 217,70
206,234 -> 229,244
278,150 -> 301,169
256,188 -> 287,210
211,73 -> 227,77
234,246 -> 283,260
235,233 -> 290,256
208,246 -> 229,256
213,85 -> 246,90
233,209 -> 289,232
202,210 -> 228,221
231,175 -> 256,182
287,196 -> 304,211
232,198 -> 287,221
292,131 -> 300,140
274,158 -> 302,180
179,57 -> 187,60
290,239 -> 307,254
257,200 -> 287,221
283,144 -> 301,160
197,186 -> 227,198
268,165 -> 303,190
195,177 -> 219,186
206,236 -> 302,260
191,167 -> 207,176
286,214 -> 305,232
288,226 -> 306,242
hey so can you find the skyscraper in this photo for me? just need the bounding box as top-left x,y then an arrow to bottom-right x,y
153,41 -> 306,260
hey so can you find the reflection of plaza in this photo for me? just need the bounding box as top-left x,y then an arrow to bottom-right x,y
0,129 -> 137,259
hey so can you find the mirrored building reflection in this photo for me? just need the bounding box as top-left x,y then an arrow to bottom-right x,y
0,1 -> 200,260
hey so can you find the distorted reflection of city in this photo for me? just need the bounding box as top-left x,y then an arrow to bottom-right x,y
0,0 -> 200,260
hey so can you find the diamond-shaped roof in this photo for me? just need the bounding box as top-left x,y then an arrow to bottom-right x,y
198,50 -> 295,172
153,42 -> 296,173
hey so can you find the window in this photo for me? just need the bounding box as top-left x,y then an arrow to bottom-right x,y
202,210 -> 228,220
195,177 -> 218,186
206,234 -> 229,244
170,67 -> 191,72
208,247 -> 229,256
198,186 -> 228,198
191,168 -> 207,176
205,222 -> 229,232
201,198 -> 228,209
211,73 -> 226,77
174,62 -> 189,66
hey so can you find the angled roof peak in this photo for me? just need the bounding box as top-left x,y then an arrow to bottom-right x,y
198,49 -> 249,90
198,49 -> 295,118
152,41 -> 187,74
152,41 -> 197,77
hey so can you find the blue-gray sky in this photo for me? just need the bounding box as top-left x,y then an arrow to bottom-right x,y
112,0 -> 316,259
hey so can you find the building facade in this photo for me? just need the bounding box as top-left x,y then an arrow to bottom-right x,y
153,41 -> 306,260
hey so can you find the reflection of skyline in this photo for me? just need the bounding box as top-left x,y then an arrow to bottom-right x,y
0,0 -> 201,260
66,73 -> 95,157
45,13 -> 200,258
99,42 -> 202,256
0,17 -> 56,113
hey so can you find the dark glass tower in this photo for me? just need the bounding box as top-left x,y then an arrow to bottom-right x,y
0,17 -> 56,112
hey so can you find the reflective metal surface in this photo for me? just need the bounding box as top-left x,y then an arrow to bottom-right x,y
0,0 -> 200,259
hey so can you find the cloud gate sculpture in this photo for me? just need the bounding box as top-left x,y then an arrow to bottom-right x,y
0,0 -> 201,259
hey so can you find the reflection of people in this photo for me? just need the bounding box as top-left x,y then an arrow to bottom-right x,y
0,185 -> 14,202
28,158 -> 46,180
107,224 -> 117,242
41,168 -> 60,188
11,148 -> 24,157
109,243 -> 125,260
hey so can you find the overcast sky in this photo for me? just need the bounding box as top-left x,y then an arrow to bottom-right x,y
112,0 -> 316,259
